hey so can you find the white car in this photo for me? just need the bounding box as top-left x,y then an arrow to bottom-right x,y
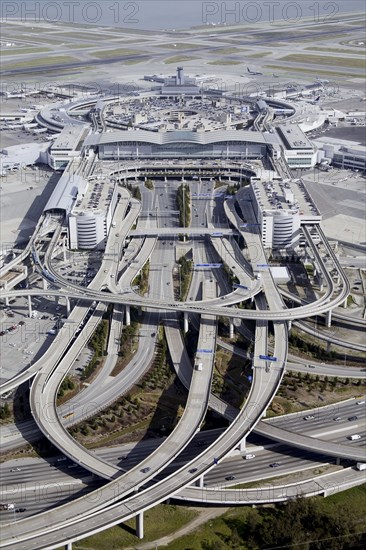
348,434 -> 361,441
244,454 -> 256,460
356,400 -> 365,405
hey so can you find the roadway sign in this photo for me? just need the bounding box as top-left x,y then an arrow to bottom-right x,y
259,355 -> 277,362
257,264 -> 270,268
211,232 -> 223,237
195,263 -> 222,268
197,349 -> 213,353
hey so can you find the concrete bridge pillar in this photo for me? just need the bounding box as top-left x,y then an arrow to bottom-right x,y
65,297 -> 70,317
125,305 -> 131,326
184,312 -> 189,333
229,320 -> 234,339
136,512 -> 144,539
4,296 -> 9,307
335,457 -> 341,466
196,475 -> 205,488
238,437 -> 246,452
28,295 -> 32,318
326,341 -> 331,353
343,297 -> 348,308
43,278 -> 48,290
65,543 -> 72,550
288,320 -> 292,331
325,310 -> 332,328
319,283 -> 323,292
164,176 -> 167,183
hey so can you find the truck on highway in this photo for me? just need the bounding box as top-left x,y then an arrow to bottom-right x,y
356,463 -> 366,470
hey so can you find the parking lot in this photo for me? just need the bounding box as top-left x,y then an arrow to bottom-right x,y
0,288 -> 66,385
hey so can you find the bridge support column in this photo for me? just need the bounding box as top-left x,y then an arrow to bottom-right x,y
229,320 -> 234,339
28,295 -> 32,318
125,305 -> 131,326
343,297 -> 348,308
4,296 -> 9,307
326,341 -> 331,353
43,278 -> 48,290
196,475 -> 205,488
65,297 -> 70,317
288,320 -> 292,331
184,312 -> 189,333
325,310 -> 332,328
62,238 -> 67,262
238,437 -> 246,452
136,512 -> 144,539
65,543 -> 72,550
335,457 -> 341,466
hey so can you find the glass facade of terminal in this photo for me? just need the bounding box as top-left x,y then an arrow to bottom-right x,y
98,141 -> 267,160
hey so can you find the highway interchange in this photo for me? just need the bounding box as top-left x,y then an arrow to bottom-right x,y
0,73 -> 366,549
1,166 -> 365,549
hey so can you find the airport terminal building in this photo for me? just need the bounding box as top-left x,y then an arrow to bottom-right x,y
38,72 -> 321,251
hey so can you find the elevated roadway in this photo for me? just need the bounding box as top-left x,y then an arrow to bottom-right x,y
175,467 -> 366,504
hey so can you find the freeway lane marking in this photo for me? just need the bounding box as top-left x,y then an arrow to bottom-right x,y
306,422 -> 366,438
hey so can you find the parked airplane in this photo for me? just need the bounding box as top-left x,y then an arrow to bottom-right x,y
310,95 -> 321,104
247,67 -> 263,75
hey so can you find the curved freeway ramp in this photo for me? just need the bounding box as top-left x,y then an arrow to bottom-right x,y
254,421 -> 366,462
175,467 -> 366,505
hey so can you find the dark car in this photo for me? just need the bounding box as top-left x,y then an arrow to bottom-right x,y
141,467 -> 150,473
189,468 -> 198,474
118,456 -> 127,460
225,475 -> 235,481
269,463 -> 280,468
15,508 -> 26,513
348,416 -> 358,421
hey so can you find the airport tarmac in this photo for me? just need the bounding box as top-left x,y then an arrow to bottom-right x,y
0,167 -> 58,247
303,168 -> 366,246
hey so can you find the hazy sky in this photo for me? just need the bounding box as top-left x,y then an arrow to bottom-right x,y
2,0 -> 365,30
